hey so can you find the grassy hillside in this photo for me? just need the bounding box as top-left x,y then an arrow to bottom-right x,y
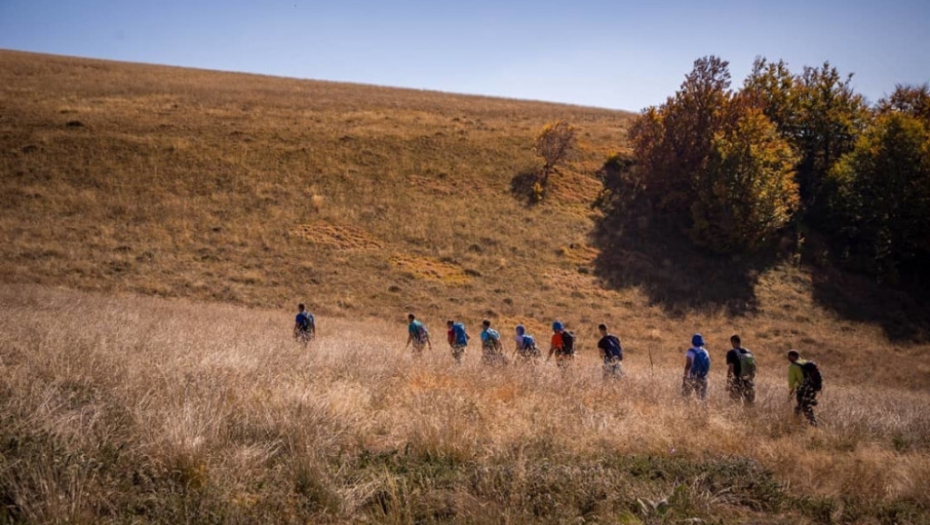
2,50 -> 929,390
2,50 -> 930,523
2,285 -> 929,524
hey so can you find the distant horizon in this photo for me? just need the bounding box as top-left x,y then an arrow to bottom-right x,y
0,47 -> 640,113
1,1 -> 928,112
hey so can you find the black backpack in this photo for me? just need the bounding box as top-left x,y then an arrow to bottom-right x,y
561,331 -> 576,355
800,361 -> 823,392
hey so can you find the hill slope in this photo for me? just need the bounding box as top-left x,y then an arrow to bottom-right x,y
1,49 -> 929,390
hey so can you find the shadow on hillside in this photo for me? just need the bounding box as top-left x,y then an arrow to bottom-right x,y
510,169 -> 543,206
809,264 -> 930,343
592,218 -> 781,317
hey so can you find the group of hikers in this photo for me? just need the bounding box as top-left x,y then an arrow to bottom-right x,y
294,306 -> 822,426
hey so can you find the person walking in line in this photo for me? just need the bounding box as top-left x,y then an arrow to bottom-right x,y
513,324 -> 540,361
597,324 -> 623,379
294,303 -> 316,347
787,350 -> 822,426
726,334 -> 757,404
480,319 -> 506,366
447,319 -> 469,364
547,321 -> 575,367
682,334 -> 711,401
405,313 -> 431,355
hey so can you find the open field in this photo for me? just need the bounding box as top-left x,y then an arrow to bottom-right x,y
2,285 -> 929,524
2,50 -> 930,523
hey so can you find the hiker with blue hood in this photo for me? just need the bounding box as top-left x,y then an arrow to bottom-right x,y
513,324 -> 540,361
682,333 -> 711,401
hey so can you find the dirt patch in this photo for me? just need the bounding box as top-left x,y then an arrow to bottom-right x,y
391,255 -> 471,285
293,223 -> 382,250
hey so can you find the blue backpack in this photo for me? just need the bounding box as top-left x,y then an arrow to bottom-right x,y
690,347 -> 710,378
521,334 -> 536,349
452,323 -> 468,346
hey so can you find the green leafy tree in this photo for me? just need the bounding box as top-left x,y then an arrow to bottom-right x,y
691,107 -> 800,251
829,95 -> 930,281
743,60 -> 868,213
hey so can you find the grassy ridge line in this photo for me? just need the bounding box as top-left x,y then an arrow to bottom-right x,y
1,285 -> 928,523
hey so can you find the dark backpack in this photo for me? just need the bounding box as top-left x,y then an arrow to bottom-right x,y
800,361 -> 823,392
604,335 -> 622,360
297,312 -> 313,331
561,331 -> 575,354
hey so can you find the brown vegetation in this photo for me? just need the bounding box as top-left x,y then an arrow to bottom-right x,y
2,51 -> 930,523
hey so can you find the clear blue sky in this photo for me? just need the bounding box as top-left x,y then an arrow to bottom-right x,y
1,0 -> 928,111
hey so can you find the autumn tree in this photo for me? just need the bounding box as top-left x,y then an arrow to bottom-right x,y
744,60 -> 867,211
534,120 -> 577,187
630,56 -> 733,222
627,56 -> 800,252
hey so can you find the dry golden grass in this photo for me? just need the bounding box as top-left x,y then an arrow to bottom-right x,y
2,50 -> 930,523
1,285 -> 929,524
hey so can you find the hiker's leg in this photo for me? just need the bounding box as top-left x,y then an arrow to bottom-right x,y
802,390 -> 818,426
697,377 -> 708,401
727,378 -> 741,402
743,379 -> 755,405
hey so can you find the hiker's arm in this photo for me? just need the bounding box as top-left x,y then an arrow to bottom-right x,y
405,332 -> 412,348
547,346 -> 555,360
727,362 -> 734,379
683,356 -> 692,378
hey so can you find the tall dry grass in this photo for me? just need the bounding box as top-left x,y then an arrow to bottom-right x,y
2,285 -> 928,524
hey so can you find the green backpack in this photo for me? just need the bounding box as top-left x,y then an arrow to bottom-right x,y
737,349 -> 757,378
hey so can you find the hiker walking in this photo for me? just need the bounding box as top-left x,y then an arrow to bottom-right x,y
405,313 -> 431,354
513,325 -> 540,361
547,321 -> 575,367
682,334 -> 711,401
447,319 -> 469,363
480,319 -> 506,366
294,303 -> 316,346
787,350 -> 822,426
597,324 -> 623,379
726,334 -> 757,404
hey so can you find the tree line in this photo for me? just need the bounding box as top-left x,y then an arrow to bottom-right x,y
592,56 -> 930,285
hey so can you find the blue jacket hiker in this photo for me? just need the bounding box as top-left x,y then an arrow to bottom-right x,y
480,319 -> 506,366
446,319 -> 469,363
405,313 -> 431,354
682,333 -> 711,401
294,303 -> 315,345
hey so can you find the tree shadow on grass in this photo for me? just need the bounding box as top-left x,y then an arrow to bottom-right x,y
592,216 -> 782,317
809,262 -> 930,343
590,156 -> 783,317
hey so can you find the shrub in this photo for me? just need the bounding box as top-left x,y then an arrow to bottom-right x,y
534,120 -> 577,184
